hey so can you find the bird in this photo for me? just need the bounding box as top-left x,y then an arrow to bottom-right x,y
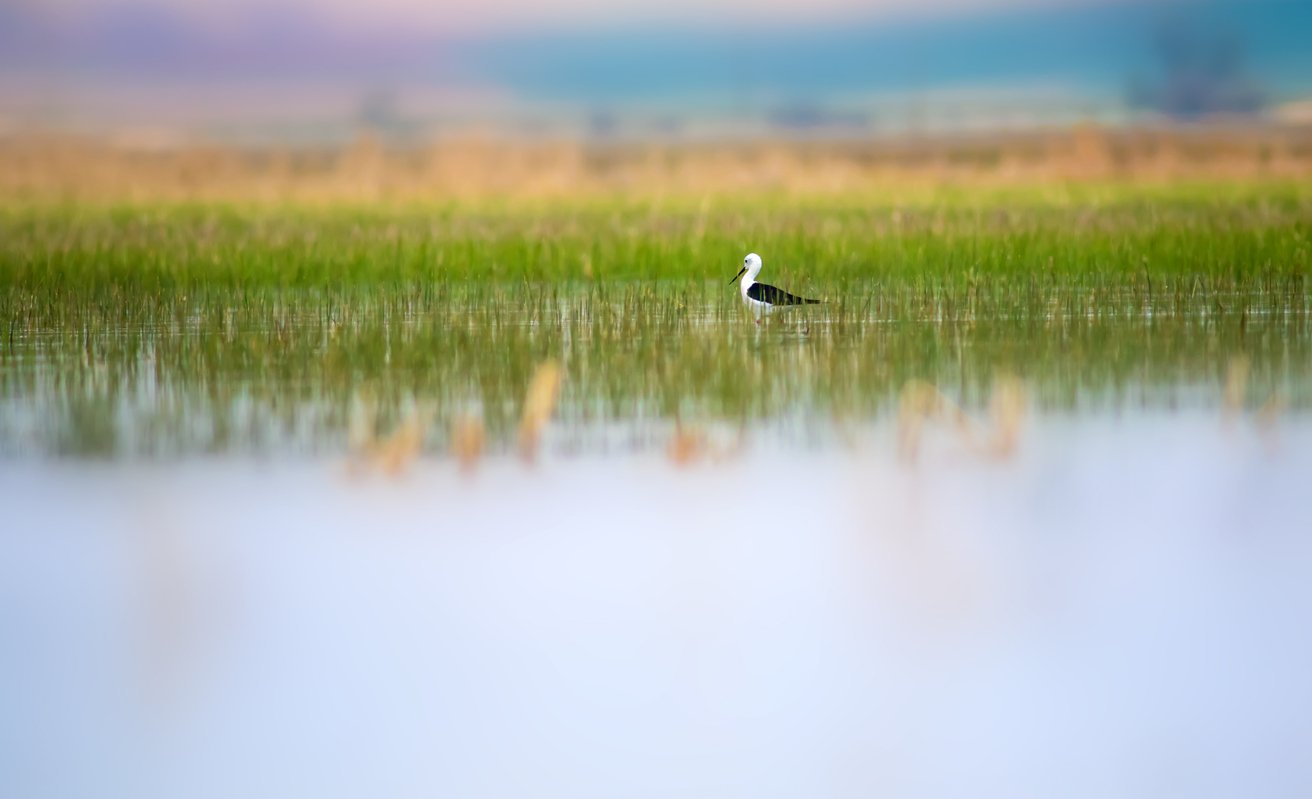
730,253 -> 821,323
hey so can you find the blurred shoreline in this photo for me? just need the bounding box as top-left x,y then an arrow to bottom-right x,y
5,124 -> 1312,203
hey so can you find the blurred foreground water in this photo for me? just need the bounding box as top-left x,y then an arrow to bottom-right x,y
2,414 -> 1311,797
3,283 -> 1312,797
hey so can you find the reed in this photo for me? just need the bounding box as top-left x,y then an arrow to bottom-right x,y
1,180 -> 1308,457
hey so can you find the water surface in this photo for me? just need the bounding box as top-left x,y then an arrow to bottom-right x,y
2,284 -> 1307,456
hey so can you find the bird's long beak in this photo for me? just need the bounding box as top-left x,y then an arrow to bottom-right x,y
730,267 -> 746,284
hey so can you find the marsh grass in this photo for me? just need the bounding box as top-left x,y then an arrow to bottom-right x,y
1,187 -> 1309,456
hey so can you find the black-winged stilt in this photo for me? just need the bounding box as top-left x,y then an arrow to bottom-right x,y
731,253 -> 821,323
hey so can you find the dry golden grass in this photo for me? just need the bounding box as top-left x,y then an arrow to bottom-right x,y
450,413 -> 486,474
1223,355 -> 1251,423
348,398 -> 427,476
4,125 -> 1311,203
518,360 -> 562,463
985,375 -> 1027,459
897,380 -> 974,463
897,376 -> 1028,463
372,411 -> 426,476
1221,355 -> 1287,449
666,423 -> 707,466
1256,393 -> 1288,448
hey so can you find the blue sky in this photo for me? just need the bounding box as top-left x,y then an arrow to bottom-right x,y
2,0 -> 1310,133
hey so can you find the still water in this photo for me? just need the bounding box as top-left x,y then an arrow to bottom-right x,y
2,288 -> 1311,797
2,285 -> 1308,456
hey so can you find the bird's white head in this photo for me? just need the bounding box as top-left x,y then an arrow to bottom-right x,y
731,252 -> 763,285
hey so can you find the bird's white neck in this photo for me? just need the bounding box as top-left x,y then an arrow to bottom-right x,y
739,263 -> 762,298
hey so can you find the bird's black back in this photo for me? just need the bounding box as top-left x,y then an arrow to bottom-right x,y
747,282 -> 821,305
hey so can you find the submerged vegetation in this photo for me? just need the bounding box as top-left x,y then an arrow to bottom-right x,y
1,180 -> 1309,456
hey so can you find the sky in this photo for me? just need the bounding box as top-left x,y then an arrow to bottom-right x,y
2,0 -> 1310,137
18,0 -> 1132,34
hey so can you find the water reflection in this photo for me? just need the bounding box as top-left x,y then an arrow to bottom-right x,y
2,418 -> 1310,797
1,285 -> 1308,456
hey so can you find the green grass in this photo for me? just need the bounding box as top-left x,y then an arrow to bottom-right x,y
2,183 -> 1309,456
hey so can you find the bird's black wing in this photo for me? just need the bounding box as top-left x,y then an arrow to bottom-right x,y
747,282 -> 821,305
